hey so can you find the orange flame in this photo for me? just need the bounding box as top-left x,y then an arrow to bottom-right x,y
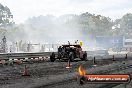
78,65 -> 86,76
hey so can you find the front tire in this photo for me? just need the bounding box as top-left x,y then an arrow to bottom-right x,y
50,52 -> 56,62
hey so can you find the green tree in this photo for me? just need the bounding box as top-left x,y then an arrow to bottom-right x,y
0,3 -> 14,27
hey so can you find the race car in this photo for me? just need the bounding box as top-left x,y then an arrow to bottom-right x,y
50,44 -> 87,62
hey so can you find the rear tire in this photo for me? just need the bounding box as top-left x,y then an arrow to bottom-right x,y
50,52 -> 55,62
84,53 -> 87,60
81,53 -> 87,61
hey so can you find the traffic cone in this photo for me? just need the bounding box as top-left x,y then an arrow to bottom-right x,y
22,65 -> 30,76
66,59 -> 71,69
16,59 -> 22,65
0,60 -> 5,65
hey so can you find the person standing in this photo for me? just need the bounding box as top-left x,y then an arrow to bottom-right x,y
68,41 -> 70,45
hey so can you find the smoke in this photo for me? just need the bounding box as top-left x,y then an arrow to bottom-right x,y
4,14 -> 99,53
17,15 -> 91,45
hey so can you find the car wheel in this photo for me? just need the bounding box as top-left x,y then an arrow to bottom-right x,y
50,52 -> 55,62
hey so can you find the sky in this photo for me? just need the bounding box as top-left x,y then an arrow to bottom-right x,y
1,0 -> 132,24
